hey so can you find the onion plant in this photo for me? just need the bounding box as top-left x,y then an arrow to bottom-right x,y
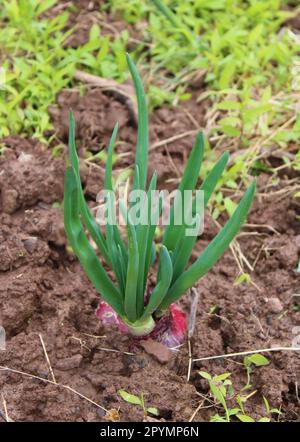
64,54 -> 255,342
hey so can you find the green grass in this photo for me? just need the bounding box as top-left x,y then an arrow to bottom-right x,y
0,0 -> 130,141
110,0 -> 300,170
1,0 -> 299,218
111,1 -> 298,101
59,0 -> 300,217
2,0 -> 299,153
199,355 -> 281,422
0,0 -> 72,140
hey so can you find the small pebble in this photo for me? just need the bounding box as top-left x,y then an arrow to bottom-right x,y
1,189 -> 18,214
140,339 -> 172,364
18,152 -> 33,163
23,237 -> 38,254
268,297 -> 283,314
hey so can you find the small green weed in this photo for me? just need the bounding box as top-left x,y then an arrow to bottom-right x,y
199,354 -> 281,422
118,389 -> 159,417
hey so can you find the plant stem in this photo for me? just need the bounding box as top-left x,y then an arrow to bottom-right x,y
125,316 -> 156,337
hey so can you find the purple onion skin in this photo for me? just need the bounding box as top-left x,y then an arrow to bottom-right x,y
96,301 -> 187,348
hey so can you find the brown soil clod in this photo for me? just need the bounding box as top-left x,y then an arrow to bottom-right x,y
139,339 -> 173,365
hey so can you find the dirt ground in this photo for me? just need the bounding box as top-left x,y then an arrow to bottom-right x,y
0,1 -> 300,422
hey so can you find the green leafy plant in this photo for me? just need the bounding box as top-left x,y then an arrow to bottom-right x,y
262,396 -> 281,420
118,390 -> 159,417
111,0 -> 300,193
243,353 -> 269,389
63,54 -> 255,339
0,0 -> 130,141
0,0 -> 73,140
199,371 -> 236,422
199,366 -> 280,422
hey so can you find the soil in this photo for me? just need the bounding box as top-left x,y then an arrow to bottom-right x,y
0,1 -> 300,423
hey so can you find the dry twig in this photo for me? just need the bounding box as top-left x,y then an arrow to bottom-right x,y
39,334 -> 57,384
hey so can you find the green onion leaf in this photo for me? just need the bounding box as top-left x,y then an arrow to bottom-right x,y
68,112 -> 110,264
142,245 -> 173,319
160,181 -> 256,308
163,132 -> 204,252
126,53 -> 149,191
64,167 -> 124,317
